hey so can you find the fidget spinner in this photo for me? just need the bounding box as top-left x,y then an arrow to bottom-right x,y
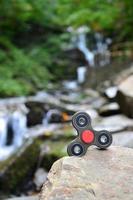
67,111 -> 113,156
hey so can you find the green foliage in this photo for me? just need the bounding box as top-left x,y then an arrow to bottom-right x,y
56,0 -> 119,30
0,0 -> 133,96
0,38 -> 51,97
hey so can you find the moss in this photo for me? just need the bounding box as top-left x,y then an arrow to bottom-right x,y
40,139 -> 70,171
0,139 -> 41,193
0,126 -> 73,195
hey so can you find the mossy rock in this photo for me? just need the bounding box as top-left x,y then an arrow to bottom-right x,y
0,139 -> 41,193
0,123 -> 73,197
39,139 -> 71,171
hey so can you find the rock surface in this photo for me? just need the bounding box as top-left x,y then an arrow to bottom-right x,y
112,131 -> 133,148
93,114 -> 133,133
40,146 -> 133,200
98,102 -> 120,117
117,75 -> 133,117
6,196 -> 38,200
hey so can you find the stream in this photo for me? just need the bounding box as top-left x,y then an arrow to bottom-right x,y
0,27 -> 133,199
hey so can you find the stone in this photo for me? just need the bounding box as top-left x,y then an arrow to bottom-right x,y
0,139 -> 40,193
93,114 -> 133,133
104,86 -> 118,99
117,75 -> 133,118
113,131 -> 133,148
115,64 -> 133,85
98,102 -> 120,116
40,146 -> 133,200
6,196 -> 38,200
25,101 -> 46,126
33,168 -> 48,189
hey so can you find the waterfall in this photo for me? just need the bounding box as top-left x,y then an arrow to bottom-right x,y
43,109 -> 62,125
68,26 -> 95,67
0,104 -> 28,161
77,66 -> 87,84
68,26 -> 111,68
77,32 -> 95,67
0,113 -> 8,147
11,108 -> 27,147
94,32 -> 111,66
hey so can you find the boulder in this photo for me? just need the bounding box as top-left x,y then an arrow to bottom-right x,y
117,75 -> 133,118
40,146 -> 133,200
93,114 -> 133,133
98,102 -> 120,117
6,196 -> 38,200
112,131 -> 133,148
104,86 -> 118,100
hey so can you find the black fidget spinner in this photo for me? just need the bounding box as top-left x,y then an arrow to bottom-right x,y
67,111 -> 113,156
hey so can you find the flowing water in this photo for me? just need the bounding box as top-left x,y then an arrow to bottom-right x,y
68,26 -> 111,68
0,105 -> 28,161
0,27 -> 112,161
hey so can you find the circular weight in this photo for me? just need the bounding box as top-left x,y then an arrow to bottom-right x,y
72,144 -> 83,156
96,131 -> 112,149
67,142 -> 86,156
73,112 -> 91,129
81,130 -> 94,144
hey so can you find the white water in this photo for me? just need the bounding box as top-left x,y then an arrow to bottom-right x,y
11,110 -> 27,147
77,66 -> 87,84
62,80 -> 78,90
0,104 -> 28,161
94,32 -> 111,66
43,109 -> 62,125
0,114 -> 8,147
68,26 -> 111,67
77,33 -> 95,67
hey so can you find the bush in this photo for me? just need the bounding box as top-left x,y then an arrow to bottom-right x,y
0,38 -> 51,97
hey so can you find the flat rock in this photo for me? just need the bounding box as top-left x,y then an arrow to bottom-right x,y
112,131 -> 133,148
40,146 -> 133,200
98,102 -> 120,117
117,75 -> 133,117
93,114 -> 133,133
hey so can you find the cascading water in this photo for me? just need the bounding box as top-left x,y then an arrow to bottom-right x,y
0,111 -> 8,147
68,26 -> 111,68
67,26 -> 112,86
0,104 -> 28,161
94,32 -> 112,66
43,109 -> 62,125
77,28 -> 95,67
77,66 -> 87,84
10,107 -> 27,147
68,26 -> 95,67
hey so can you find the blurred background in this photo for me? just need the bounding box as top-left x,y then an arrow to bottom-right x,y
0,0 -> 133,199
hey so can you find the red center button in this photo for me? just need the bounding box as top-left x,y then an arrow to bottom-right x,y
81,130 -> 94,144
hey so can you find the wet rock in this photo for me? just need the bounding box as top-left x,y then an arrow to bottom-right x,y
93,114 -> 133,133
40,146 -> 133,200
25,101 -> 46,126
113,131 -> 133,148
117,75 -> 133,118
115,64 -> 133,85
39,139 -> 69,171
83,89 -> 107,109
98,102 -> 120,116
43,109 -> 64,125
0,139 -> 40,193
26,123 -> 74,139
